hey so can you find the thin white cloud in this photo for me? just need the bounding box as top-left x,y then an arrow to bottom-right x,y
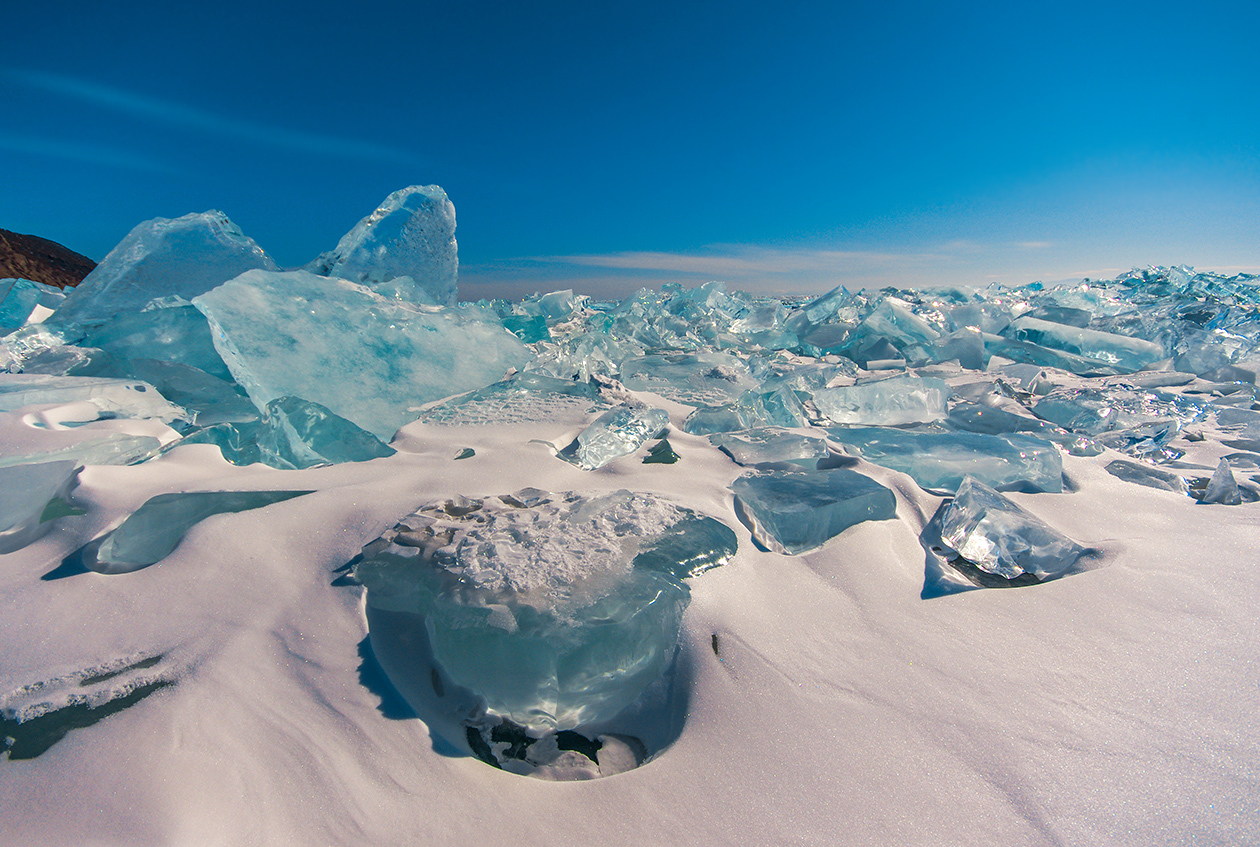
8,70 -> 421,165
0,132 -> 177,174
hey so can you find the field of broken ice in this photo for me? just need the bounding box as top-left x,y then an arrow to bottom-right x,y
3,186 -> 1259,844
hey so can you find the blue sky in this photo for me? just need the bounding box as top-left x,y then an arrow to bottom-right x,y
3,0 -> 1258,299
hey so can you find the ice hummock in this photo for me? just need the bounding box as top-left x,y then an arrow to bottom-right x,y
938,476 -> 1086,580
354,491 -> 734,734
306,185 -> 458,307
47,211 -> 277,330
730,467 -> 897,554
193,270 -> 531,440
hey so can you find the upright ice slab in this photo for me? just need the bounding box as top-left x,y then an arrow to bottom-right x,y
813,375 -> 949,426
731,468 -> 897,554
307,186 -> 458,306
939,477 -> 1085,580
48,211 -> 277,329
827,427 -> 1063,494
193,270 -> 531,440
354,491 -> 733,731
0,460 -> 80,553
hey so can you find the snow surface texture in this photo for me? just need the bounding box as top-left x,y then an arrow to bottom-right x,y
1,195 -> 1259,842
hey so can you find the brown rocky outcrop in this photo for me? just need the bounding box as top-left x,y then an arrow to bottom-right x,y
0,228 -> 96,289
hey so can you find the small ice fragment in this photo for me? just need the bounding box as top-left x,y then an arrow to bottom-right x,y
454,448 -> 475,460
940,477 -> 1085,580
642,439 -> 680,464
1199,458 -> 1242,505
730,468 -> 897,555
1103,460 -> 1189,494
0,461 -> 80,553
83,490 -> 314,573
812,375 -> 949,426
560,407 -> 669,470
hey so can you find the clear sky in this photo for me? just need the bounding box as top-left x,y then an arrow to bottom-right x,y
3,0 -> 1258,300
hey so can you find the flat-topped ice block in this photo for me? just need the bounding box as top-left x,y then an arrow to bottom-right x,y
813,374 -> 949,426
939,477 -> 1085,579
306,185 -> 457,306
48,211 -> 276,330
193,270 -> 531,440
827,427 -> 1063,494
710,428 -> 830,467
354,491 -> 734,731
731,468 -> 897,555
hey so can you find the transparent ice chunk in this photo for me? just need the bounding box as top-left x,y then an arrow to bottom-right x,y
0,460 -> 80,553
939,476 -> 1085,580
354,491 -> 731,731
619,352 -> 759,407
710,428 -> 830,467
80,301 -> 235,382
1103,460 -> 1189,494
730,468 -> 897,555
255,396 -> 395,469
0,433 -> 163,470
560,407 -> 669,470
418,372 -> 606,427
827,427 -> 1063,494
306,185 -> 458,306
1004,317 -> 1166,373
1199,457 -> 1242,505
813,375 -> 949,426
82,490 -> 313,574
1,278 -> 65,333
48,211 -> 277,330
193,270 -> 531,440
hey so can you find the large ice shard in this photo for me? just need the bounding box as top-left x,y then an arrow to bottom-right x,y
79,301 -> 235,382
354,491 -> 733,731
710,428 -> 830,467
827,427 -> 1063,494
812,374 -> 949,426
0,374 -> 188,424
730,468 -> 897,554
939,477 -> 1085,580
307,185 -> 458,306
1003,317 -> 1166,373
559,407 -> 669,470
0,460 -> 80,553
255,396 -> 395,468
48,211 -> 277,329
1,278 -> 65,333
81,490 -> 314,574
193,270 -> 531,440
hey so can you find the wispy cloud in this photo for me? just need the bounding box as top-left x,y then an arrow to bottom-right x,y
0,132 -> 177,174
7,70 -> 420,165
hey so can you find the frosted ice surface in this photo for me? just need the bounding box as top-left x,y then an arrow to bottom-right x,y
48,211 -> 277,329
560,407 -> 669,470
1104,460 -> 1189,494
827,427 -> 1063,494
813,374 -> 949,426
939,477 -> 1085,580
418,373 -> 606,426
730,468 -> 897,555
710,428 -> 830,467
193,270 -> 531,440
0,433 -> 163,470
355,491 -> 732,730
307,185 -> 457,306
1200,457 -> 1242,505
0,460 -> 79,553
1,278 -> 65,333
0,374 -> 187,424
83,490 -> 313,574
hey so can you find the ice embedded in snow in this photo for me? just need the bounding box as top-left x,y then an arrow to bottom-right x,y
730,467 -> 897,555
812,374 -> 949,426
47,211 -> 277,330
0,374 -> 187,424
827,427 -> 1063,494
306,185 -> 458,306
618,352 -> 759,406
193,270 -> 531,440
79,490 -> 314,574
417,372 -> 607,427
0,460 -> 80,553
709,428 -> 830,467
1200,457 -> 1243,505
1104,459 -> 1190,494
559,406 -> 669,470
938,476 -> 1086,580
354,491 -> 734,734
